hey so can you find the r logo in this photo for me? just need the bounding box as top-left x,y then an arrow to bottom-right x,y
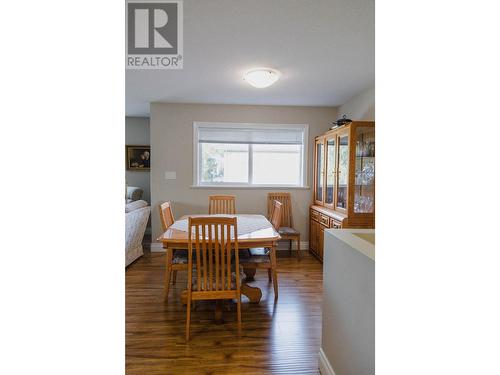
128,2 -> 178,54
126,0 -> 183,69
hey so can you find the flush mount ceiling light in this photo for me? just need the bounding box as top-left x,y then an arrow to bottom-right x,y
243,68 -> 281,88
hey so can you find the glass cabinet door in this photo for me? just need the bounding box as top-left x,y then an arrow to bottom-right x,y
315,140 -> 324,203
325,137 -> 336,206
336,134 -> 349,210
354,126 -> 375,213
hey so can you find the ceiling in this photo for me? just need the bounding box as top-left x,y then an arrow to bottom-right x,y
126,0 -> 374,117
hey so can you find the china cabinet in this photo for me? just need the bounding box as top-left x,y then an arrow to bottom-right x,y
310,121 -> 375,261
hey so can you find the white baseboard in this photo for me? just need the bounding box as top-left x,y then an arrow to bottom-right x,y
318,348 -> 336,375
150,241 -> 309,253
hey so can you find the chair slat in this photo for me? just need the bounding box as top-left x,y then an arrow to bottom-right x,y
214,225 -> 219,292
220,221 -> 225,290
208,224 -> 213,291
195,225 -> 201,292
202,224 -> 207,290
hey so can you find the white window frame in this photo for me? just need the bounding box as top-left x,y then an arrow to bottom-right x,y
193,122 -> 309,188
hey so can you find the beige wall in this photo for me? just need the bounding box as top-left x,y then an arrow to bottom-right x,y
150,103 -> 337,242
338,87 -> 375,121
126,117 -> 150,203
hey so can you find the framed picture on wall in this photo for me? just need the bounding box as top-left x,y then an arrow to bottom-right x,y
126,145 -> 150,170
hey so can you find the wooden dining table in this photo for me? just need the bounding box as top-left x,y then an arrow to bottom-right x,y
157,214 -> 281,307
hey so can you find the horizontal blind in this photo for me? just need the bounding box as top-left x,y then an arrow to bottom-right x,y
198,126 -> 304,145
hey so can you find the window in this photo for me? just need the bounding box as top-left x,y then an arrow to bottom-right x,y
194,122 -> 308,187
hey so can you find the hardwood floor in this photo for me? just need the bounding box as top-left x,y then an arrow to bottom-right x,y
126,249 -> 323,375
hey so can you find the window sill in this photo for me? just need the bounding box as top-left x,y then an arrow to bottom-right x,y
190,185 -> 310,190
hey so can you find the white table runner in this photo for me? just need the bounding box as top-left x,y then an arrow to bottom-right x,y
169,214 -> 272,238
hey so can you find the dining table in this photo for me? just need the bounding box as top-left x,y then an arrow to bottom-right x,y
157,214 -> 281,319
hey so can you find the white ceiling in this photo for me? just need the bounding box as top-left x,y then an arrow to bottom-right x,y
126,0 -> 374,117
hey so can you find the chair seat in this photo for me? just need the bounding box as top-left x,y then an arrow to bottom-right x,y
278,227 -> 299,235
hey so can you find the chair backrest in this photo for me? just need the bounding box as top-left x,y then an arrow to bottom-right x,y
159,201 -> 175,231
267,192 -> 293,228
270,200 -> 282,231
208,195 -> 236,214
187,216 -> 240,293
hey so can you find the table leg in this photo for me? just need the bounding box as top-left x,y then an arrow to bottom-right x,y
164,248 -> 173,302
215,300 -> 224,324
269,243 -> 278,300
243,267 -> 257,280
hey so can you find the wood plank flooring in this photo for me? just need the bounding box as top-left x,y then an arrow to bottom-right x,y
126,250 -> 323,375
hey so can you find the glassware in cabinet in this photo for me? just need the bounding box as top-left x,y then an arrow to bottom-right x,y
354,126 -> 375,213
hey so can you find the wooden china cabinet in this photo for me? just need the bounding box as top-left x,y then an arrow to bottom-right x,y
309,121 -> 375,261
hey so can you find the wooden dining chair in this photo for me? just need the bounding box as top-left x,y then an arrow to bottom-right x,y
240,200 -> 282,300
159,201 -> 188,302
159,201 -> 175,229
208,195 -> 236,214
267,192 -> 301,259
269,199 -> 282,230
185,216 -> 242,340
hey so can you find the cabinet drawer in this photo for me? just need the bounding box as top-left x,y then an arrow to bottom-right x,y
330,219 -> 342,228
319,214 -> 330,226
311,210 -> 320,222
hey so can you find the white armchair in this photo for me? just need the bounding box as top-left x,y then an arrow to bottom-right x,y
125,200 -> 151,267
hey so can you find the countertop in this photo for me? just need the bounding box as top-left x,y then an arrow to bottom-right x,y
324,228 -> 375,261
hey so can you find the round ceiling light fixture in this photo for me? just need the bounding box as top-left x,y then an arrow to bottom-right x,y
243,68 -> 281,88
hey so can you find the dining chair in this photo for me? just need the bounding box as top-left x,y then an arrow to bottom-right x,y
185,216 -> 242,340
267,192 -> 301,259
159,201 -> 188,302
208,195 -> 236,214
240,200 -> 282,300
